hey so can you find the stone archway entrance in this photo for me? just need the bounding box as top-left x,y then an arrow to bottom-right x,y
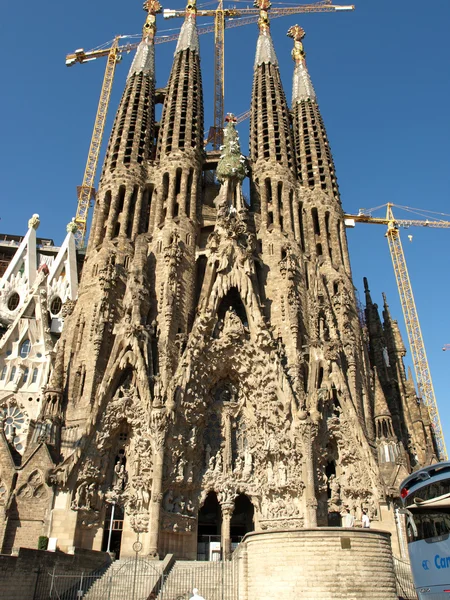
197,491 -> 222,561
230,494 -> 254,549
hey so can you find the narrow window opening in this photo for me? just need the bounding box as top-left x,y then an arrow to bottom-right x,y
312,208 -> 320,235
186,168 -> 193,216
194,255 -> 207,310
175,168 -> 182,196
117,186 -> 126,214
143,184 -> 154,234
337,221 -> 345,265
126,185 -> 138,238
265,178 -> 272,204
317,366 -> 324,389
298,203 -> 305,251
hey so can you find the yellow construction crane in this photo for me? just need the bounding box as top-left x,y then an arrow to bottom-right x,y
344,203 -> 450,460
68,36 -> 121,249
164,1 -> 355,149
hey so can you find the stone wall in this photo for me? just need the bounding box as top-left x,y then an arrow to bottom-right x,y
0,547 -> 111,600
239,528 -> 397,600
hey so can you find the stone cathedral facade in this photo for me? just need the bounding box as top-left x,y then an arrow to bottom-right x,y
0,0 -> 438,560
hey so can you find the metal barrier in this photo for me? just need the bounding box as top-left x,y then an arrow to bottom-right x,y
393,556 -> 418,600
33,557 -> 165,600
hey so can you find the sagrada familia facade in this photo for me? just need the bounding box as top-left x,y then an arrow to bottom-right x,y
0,0 -> 438,560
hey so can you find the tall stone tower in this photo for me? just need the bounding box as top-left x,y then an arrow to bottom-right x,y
0,0 -> 437,560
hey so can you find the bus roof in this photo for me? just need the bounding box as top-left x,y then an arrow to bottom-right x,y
400,462 -> 450,499
408,492 -> 450,511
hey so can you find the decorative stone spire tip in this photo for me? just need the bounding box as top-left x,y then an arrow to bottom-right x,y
28,214 -> 40,230
127,0 -> 162,79
254,0 -> 278,66
175,0 -> 199,54
66,219 -> 78,234
288,25 -> 316,103
142,0 -> 162,39
254,0 -> 271,33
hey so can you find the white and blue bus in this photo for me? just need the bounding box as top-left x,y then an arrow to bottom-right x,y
400,461 -> 450,599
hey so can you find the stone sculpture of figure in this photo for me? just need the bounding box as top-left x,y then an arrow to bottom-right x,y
267,460 -> 274,484
208,454 -> 216,472
329,475 -> 340,504
278,460 -> 287,486
243,450 -> 252,477
214,450 -> 223,473
86,482 -> 98,510
234,455 -> 243,474
74,482 -> 87,509
205,444 -> 212,468
177,457 -> 187,482
114,464 -> 128,491
265,432 -> 279,454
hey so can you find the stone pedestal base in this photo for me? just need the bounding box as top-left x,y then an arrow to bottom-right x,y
240,528 -> 397,600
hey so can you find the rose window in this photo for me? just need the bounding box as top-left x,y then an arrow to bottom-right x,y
1,405 -> 27,453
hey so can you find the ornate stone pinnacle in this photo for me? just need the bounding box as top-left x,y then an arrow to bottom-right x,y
216,116 -> 246,183
254,0 -> 271,32
186,0 -> 197,16
142,0 -> 162,39
287,25 -> 306,63
28,214 -> 40,230
66,219 -> 79,234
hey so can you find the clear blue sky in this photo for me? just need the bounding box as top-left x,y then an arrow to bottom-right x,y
1,1 -> 449,448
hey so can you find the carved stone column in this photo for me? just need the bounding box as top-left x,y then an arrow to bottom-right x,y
148,404 -> 167,558
221,502 -> 234,560
299,416 -> 318,527
223,408 -> 233,474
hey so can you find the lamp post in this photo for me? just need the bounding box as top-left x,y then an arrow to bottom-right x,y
106,501 -> 116,554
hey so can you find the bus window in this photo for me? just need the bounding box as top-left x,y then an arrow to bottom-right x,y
407,512 -> 450,542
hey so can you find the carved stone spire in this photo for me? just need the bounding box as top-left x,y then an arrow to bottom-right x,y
127,0 -> 161,79
289,25 -> 339,200
364,278 -> 388,376
382,292 -> 406,357
174,0 -> 199,54
288,25 -> 316,102
254,0 -> 277,67
156,0 -> 204,159
89,0 -> 161,248
250,0 -> 296,236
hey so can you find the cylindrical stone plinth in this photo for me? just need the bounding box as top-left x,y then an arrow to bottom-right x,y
242,528 -> 397,600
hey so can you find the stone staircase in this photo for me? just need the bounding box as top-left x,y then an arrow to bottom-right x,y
158,560 -> 235,600
83,558 -> 164,600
